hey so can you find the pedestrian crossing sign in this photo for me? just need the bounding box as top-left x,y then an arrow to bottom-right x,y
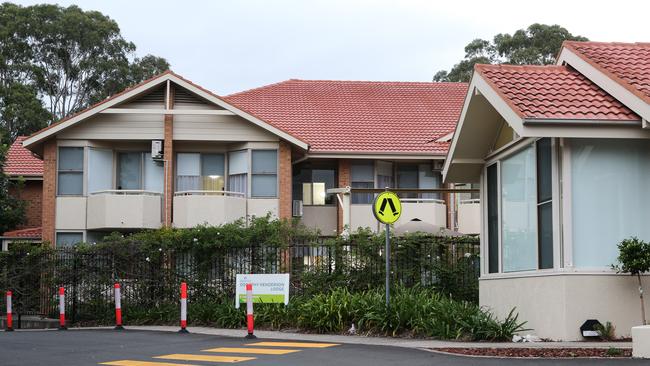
373,191 -> 402,225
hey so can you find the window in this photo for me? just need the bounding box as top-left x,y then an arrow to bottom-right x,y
228,150 -> 248,195
56,232 -> 83,248
251,150 -> 278,197
418,164 -> 441,199
396,163 -> 441,199
351,161 -> 374,204
485,139 -> 555,274
58,147 -> 84,195
88,148 -> 113,194
376,161 -> 394,189
293,162 -> 336,205
117,152 -> 163,192
571,139 -> 650,268
501,145 -> 537,272
176,153 -> 225,191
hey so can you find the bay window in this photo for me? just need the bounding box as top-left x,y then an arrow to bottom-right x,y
176,153 -> 225,191
228,150 -> 248,195
251,150 -> 278,197
58,147 -> 84,195
117,152 -> 163,192
486,138 -> 554,273
88,148 -> 113,194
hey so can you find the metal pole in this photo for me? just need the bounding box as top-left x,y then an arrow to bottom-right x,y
385,223 -> 390,308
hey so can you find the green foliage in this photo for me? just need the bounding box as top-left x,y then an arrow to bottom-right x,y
606,347 -> 623,357
595,321 -> 616,341
0,144 -> 26,232
433,23 -> 588,82
0,2 -> 170,134
613,237 -> 650,276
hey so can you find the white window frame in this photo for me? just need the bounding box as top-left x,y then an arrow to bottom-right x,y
57,146 -> 86,196
250,149 -> 279,198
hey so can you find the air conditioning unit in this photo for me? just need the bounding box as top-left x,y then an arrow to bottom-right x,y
292,200 -> 303,217
151,140 -> 164,160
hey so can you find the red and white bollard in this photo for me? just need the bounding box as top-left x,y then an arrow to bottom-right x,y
58,287 -> 67,330
245,283 -> 256,339
5,291 -> 13,332
114,283 -> 124,330
179,282 -> 188,333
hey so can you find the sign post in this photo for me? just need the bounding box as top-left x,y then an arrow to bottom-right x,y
372,190 -> 402,308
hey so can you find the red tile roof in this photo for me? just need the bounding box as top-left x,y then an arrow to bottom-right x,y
563,41 -> 650,104
225,80 -> 468,154
2,227 -> 42,238
3,136 -> 43,176
475,64 -> 640,121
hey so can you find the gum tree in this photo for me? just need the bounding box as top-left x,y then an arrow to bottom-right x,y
614,237 -> 650,325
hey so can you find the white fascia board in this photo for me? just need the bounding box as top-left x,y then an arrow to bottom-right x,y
442,74 -> 525,180
558,48 -> 650,123
100,108 -> 236,115
23,76 -> 170,149
167,75 -> 309,151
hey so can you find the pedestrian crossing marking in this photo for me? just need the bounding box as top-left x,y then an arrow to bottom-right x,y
247,341 -> 340,348
154,354 -> 255,363
203,347 -> 300,355
100,361 -> 198,366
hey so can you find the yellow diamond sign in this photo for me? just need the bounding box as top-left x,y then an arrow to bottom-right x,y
373,191 -> 402,225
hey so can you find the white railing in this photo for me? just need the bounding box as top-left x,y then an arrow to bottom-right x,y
174,190 -> 246,198
90,190 -> 163,196
400,198 -> 446,204
460,199 -> 480,204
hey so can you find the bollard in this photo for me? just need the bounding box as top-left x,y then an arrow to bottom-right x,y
245,283 -> 256,339
5,291 -> 13,332
179,282 -> 188,333
114,283 -> 124,330
58,287 -> 67,330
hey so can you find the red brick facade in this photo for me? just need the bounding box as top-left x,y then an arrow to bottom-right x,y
337,159 -> 350,233
9,180 -> 43,229
163,114 -> 174,227
41,140 -> 57,245
278,141 -> 292,220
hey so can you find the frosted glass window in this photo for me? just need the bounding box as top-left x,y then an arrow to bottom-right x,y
501,146 -> 537,272
571,139 -> 650,267
228,150 -> 248,175
252,150 -> 277,197
58,147 -> 84,195
118,152 -> 142,190
88,148 -> 113,194
144,153 -> 164,193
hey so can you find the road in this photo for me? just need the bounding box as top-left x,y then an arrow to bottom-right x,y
0,329 -> 645,365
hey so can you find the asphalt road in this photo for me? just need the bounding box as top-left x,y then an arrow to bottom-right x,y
0,329 -> 646,366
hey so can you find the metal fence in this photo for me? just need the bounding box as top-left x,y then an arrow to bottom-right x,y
0,235 -> 479,324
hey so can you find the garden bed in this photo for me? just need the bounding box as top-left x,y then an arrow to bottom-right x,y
432,347 -> 631,358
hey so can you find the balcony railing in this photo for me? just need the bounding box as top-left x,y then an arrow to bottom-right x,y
173,190 -> 246,228
174,190 -> 245,197
87,190 -> 163,230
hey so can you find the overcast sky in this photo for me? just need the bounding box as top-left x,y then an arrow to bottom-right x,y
13,0 -> 650,95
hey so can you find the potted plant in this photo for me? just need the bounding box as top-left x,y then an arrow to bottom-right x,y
613,237 -> 650,326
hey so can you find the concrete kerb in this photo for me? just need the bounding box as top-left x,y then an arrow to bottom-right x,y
116,326 -> 632,350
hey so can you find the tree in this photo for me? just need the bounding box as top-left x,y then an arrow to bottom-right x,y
434,24 -> 588,82
0,2 -> 170,133
0,144 -> 26,233
613,237 -> 650,326
0,83 -> 50,144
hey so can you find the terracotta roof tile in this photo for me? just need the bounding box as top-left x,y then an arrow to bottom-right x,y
2,226 -> 42,238
475,64 -> 640,121
563,41 -> 650,104
225,80 -> 468,154
3,136 -> 43,176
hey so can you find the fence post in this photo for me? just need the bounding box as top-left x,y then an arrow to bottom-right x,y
114,283 -> 124,330
58,287 -> 66,330
179,282 -> 188,333
5,291 -> 13,332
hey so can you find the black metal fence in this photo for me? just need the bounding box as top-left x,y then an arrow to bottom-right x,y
0,235 -> 479,324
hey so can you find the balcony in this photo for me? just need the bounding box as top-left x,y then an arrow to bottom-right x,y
458,199 -> 480,234
87,190 -> 163,230
349,199 -> 447,233
173,191 -> 246,228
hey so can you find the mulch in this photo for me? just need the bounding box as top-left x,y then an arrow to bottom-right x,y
432,347 -> 632,358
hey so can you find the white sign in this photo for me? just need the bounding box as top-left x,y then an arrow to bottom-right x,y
235,273 -> 290,308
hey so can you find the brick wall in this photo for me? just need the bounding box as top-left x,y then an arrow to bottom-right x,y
9,180 -> 43,229
42,140 -> 57,245
163,114 -> 173,226
337,159 -> 350,233
278,140 -> 292,220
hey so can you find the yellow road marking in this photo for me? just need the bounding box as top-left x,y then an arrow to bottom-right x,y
203,347 -> 300,355
100,361 -> 198,366
247,341 -> 340,348
154,354 -> 255,363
